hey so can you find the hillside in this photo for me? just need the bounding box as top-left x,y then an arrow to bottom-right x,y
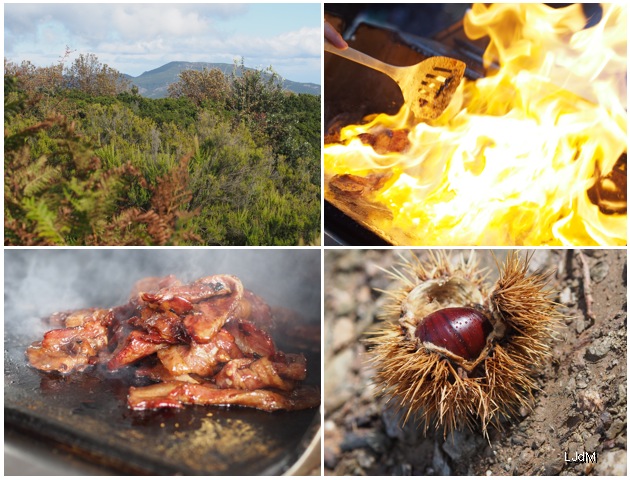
127,61 -> 321,98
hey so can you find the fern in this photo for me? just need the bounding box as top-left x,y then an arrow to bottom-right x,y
22,197 -> 66,244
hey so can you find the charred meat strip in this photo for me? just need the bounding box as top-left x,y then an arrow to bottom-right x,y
224,319 -> 276,358
26,311 -> 111,374
214,354 -> 307,391
128,382 -> 321,412
107,329 -> 168,371
157,330 -> 243,377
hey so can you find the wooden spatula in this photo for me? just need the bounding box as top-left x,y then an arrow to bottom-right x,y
325,40 -> 466,121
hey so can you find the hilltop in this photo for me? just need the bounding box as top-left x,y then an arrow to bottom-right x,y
126,61 -> 321,98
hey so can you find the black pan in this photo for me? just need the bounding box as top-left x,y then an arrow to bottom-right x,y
4,249 -> 321,475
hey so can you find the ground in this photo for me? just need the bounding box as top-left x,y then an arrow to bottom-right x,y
324,249 -> 626,476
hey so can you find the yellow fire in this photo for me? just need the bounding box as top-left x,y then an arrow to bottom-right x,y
324,3 -> 627,246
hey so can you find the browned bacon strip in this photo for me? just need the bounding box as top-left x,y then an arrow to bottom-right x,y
214,354 -> 307,391
180,276 -> 245,343
46,308 -> 99,327
224,319 -> 276,358
140,275 -> 237,307
26,313 -> 110,374
157,330 -> 242,377
128,275 -> 181,300
130,309 -> 188,344
128,381 -> 320,412
107,330 -> 167,371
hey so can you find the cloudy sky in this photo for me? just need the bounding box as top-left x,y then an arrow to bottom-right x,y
4,3 -> 322,84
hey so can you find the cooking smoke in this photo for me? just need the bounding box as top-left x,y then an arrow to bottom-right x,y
4,249 -> 321,339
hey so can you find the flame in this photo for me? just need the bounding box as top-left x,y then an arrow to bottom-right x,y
324,3 -> 627,246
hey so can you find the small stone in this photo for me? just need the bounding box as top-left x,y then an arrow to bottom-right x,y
576,380 -> 589,389
544,456 -> 564,475
577,389 -> 604,413
585,337 -> 612,362
605,418 -> 625,440
333,289 -> 356,316
560,286 -> 574,306
486,470 -> 493,476
392,463 -> 412,476
432,442 -> 452,476
593,450 -> 627,476
518,450 -> 533,468
324,348 -> 355,412
528,250 -> 550,271
583,434 -> 600,453
598,411 -> 613,430
355,449 -> 376,469
324,447 -> 339,470
332,317 -> 356,351
336,250 -> 364,271
617,383 -> 627,407
365,431 -> 391,454
356,285 -> 372,304
340,431 -> 370,452
381,407 -> 404,440
590,260 -> 610,283
575,315 -> 586,334
442,429 -> 484,462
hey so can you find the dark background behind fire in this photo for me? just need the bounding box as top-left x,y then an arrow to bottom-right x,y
325,4 -> 603,41
4,249 -> 321,475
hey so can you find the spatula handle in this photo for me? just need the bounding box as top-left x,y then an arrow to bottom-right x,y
324,40 -> 399,80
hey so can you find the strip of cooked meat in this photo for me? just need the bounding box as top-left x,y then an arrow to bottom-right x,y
157,330 -> 243,377
128,275 -> 181,301
128,382 -> 320,412
183,297 -> 240,343
135,363 -> 201,384
130,308 -> 188,344
46,308 -> 99,327
140,275 -> 239,309
26,312 -> 111,374
127,275 -> 246,346
214,354 -> 307,391
223,319 -> 276,358
107,329 -> 168,371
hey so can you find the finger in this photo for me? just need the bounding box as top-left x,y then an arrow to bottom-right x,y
324,21 -> 348,50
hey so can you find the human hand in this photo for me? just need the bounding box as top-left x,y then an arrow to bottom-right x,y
324,20 -> 348,50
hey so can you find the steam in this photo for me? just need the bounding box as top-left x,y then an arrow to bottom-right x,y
4,249 -> 321,338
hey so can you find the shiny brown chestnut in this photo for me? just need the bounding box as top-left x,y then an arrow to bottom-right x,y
415,307 -> 493,361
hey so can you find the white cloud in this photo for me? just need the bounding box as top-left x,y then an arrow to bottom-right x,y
5,3 -> 321,83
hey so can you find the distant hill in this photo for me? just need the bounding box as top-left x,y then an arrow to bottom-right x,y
125,61 -> 320,98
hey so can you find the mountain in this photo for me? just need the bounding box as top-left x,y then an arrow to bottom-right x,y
125,61 -> 320,98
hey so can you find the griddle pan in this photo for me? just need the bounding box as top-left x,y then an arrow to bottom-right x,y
4,249 -> 321,475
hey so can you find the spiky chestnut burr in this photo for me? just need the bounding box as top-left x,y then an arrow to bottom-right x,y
367,250 -> 562,438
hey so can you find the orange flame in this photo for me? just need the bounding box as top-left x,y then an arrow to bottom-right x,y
324,3 -> 627,246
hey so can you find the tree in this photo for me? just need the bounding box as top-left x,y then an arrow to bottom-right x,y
227,60 -> 285,118
66,53 -> 129,96
167,67 -> 230,107
4,58 -> 64,97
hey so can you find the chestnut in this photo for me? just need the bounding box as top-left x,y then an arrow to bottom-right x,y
367,251 -> 563,439
415,307 -> 493,361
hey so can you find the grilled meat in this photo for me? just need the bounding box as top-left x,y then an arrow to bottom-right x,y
25,274 -> 319,413
128,382 -> 320,412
